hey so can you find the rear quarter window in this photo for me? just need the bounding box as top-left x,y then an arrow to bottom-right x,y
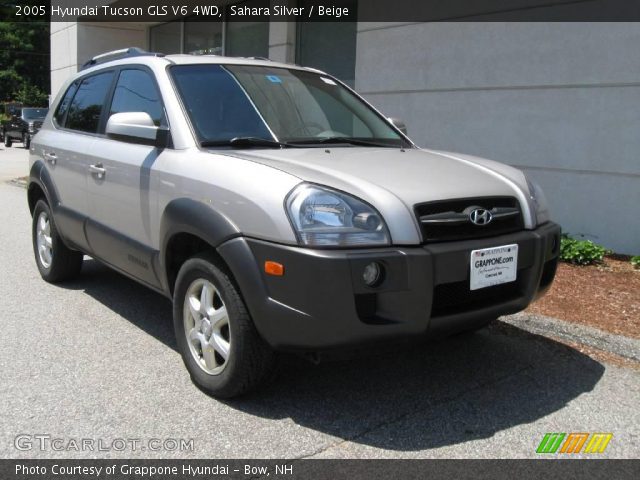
54,83 -> 78,126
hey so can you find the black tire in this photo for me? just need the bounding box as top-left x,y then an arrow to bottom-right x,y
22,132 -> 30,149
173,253 -> 277,398
4,134 -> 11,147
32,200 -> 83,283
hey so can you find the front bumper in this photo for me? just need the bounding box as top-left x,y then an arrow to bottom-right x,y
219,222 -> 561,351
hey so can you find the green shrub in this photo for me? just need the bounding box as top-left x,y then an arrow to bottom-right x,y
632,256 -> 640,269
559,235 -> 608,266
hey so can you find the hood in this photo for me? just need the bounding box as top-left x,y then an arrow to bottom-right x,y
219,146 -> 536,244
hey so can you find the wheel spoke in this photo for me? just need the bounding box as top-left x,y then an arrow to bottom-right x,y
38,215 -> 47,233
39,244 -> 50,263
210,306 -> 228,329
200,282 -> 214,315
189,328 -> 204,349
211,332 -> 230,360
202,345 -> 218,370
43,220 -> 50,236
188,295 -> 200,322
44,235 -> 52,248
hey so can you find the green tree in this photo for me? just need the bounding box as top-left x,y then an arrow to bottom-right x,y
0,6 -> 50,105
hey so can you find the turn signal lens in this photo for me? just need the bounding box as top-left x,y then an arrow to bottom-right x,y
264,261 -> 284,276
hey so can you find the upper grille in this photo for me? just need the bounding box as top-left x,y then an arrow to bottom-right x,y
415,196 -> 523,243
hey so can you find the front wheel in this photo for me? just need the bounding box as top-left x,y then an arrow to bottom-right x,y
173,254 -> 277,398
32,200 -> 83,282
4,134 -> 11,147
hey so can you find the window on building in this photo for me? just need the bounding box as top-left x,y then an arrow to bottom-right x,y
148,1 -> 270,58
296,0 -> 358,86
225,0 -> 270,57
109,69 -> 165,126
184,21 -> 222,55
65,71 -> 114,133
150,21 -> 181,54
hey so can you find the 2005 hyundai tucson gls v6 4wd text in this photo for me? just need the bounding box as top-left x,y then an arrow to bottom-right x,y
28,49 -> 560,398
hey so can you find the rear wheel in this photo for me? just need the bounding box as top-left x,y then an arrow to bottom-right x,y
4,134 -> 12,147
22,132 -> 30,149
173,254 -> 277,398
32,200 -> 83,282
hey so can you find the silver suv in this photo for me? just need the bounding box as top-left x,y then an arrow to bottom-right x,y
29,48 -> 560,397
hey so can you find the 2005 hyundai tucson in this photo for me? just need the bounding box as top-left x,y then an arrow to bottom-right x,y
28,48 -> 560,397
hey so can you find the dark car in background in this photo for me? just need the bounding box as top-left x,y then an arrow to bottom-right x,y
1,107 -> 49,149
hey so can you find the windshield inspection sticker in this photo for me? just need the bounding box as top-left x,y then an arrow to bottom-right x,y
470,244 -> 518,290
266,75 -> 282,83
320,77 -> 337,85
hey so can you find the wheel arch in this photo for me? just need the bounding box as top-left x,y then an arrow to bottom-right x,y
27,161 -> 58,215
159,198 -> 242,295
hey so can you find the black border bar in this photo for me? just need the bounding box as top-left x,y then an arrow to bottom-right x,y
5,0 -> 640,23
3,459 -> 640,480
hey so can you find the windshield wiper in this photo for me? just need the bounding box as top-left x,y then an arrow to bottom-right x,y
201,137 -> 289,149
290,137 -> 401,148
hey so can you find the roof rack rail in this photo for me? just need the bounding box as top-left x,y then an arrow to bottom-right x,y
81,47 -> 165,70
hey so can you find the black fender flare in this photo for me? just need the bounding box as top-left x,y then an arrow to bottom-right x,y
28,160 -> 60,214
159,197 -> 242,288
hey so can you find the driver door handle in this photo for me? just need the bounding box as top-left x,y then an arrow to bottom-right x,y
88,163 -> 106,179
43,151 -> 57,165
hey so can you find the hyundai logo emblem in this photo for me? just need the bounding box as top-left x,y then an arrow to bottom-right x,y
469,208 -> 493,226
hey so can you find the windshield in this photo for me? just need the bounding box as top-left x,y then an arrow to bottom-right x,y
22,108 -> 48,120
171,64 -> 407,147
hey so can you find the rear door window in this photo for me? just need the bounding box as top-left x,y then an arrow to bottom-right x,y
65,71 -> 114,133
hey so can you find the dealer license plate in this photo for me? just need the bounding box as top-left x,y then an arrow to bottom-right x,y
470,244 -> 518,291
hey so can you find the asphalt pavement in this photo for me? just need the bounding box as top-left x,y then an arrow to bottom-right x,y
0,147 -> 638,459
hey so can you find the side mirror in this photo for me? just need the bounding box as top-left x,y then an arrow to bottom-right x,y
106,112 -> 168,147
388,117 -> 408,136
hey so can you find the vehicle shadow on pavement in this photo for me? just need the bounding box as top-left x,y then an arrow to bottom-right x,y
60,259 -> 177,350
62,259 -> 605,452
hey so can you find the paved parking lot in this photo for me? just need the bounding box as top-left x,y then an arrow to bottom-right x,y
1,147 -> 638,459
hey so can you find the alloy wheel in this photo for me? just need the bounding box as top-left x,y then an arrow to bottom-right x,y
183,278 -> 231,375
36,211 -> 53,269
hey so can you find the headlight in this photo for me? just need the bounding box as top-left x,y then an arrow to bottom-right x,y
286,184 -> 390,247
526,178 -> 550,225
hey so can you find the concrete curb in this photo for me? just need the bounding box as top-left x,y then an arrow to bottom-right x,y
501,312 -> 640,362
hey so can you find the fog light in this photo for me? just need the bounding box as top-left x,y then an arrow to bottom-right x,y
363,262 -> 383,287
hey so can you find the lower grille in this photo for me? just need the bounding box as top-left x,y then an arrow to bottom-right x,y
431,277 -> 522,317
